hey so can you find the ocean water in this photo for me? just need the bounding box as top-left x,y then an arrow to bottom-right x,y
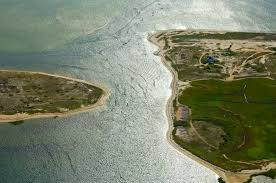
0,0 -> 131,52
0,0 -> 275,183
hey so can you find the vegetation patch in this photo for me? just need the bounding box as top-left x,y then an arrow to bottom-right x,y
218,177 -> 226,183
0,71 -> 104,119
170,32 -> 276,42
8,120 -> 24,125
176,78 -> 276,171
151,31 -> 276,179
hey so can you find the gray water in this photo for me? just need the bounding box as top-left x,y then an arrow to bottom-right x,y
0,0 -> 275,183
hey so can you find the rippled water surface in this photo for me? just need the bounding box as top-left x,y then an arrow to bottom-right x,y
0,0 -> 275,182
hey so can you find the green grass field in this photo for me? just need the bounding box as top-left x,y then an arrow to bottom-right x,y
174,78 -> 276,171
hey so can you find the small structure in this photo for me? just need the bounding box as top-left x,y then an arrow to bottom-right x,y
206,56 -> 215,64
227,44 -> 233,51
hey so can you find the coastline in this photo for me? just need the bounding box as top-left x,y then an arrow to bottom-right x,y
0,70 -> 110,123
147,31 -> 275,183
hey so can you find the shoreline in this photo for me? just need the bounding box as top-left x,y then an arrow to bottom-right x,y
0,70 -> 110,123
148,31 -> 275,183
147,34 -> 233,181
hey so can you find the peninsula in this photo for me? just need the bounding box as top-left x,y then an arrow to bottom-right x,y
149,30 -> 276,183
0,70 -> 108,123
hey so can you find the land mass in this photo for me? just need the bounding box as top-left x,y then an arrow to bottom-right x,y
149,30 -> 276,183
0,70 -> 108,123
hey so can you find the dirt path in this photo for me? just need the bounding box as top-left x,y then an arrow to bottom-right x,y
243,84 -> 249,104
223,154 -> 258,166
188,109 -> 218,150
227,51 -> 275,80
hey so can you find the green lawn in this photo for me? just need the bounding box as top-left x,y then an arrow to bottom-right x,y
175,78 -> 276,171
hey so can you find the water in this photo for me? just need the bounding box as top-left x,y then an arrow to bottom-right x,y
0,0 -> 275,182
0,0 -> 131,52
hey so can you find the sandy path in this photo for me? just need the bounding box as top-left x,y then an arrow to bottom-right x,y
188,109 -> 218,150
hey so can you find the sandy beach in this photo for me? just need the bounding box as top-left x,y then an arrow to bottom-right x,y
0,70 -> 110,123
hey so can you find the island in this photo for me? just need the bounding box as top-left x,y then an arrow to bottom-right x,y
0,70 -> 108,123
149,30 -> 276,183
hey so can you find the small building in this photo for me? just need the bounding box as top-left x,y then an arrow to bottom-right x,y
207,56 -> 215,64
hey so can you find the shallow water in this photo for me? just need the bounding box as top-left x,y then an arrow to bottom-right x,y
0,0 -> 275,182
